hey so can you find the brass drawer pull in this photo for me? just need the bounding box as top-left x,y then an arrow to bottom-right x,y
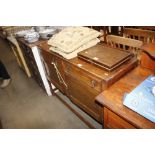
66,65 -> 71,73
91,80 -> 96,88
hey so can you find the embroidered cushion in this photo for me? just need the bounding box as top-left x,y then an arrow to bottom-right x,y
48,26 -> 101,53
49,38 -> 100,59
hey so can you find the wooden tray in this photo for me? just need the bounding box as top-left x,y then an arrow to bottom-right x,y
78,44 -> 133,71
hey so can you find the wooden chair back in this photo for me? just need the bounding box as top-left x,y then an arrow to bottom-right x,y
123,28 -> 155,43
106,35 -> 143,58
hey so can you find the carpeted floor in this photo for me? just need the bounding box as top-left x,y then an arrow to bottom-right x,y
0,37 -> 102,129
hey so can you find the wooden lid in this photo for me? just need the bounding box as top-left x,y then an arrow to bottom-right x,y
78,44 -> 132,71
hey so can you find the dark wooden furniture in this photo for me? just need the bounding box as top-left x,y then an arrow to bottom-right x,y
78,44 -> 133,71
38,42 -> 138,123
95,66 -> 155,128
17,38 -> 47,90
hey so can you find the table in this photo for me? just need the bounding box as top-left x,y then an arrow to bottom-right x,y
96,66 -> 155,128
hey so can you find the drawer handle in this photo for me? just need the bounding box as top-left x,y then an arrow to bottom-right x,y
66,65 -> 71,73
91,80 -> 96,88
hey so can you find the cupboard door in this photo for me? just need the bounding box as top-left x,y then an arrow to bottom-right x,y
66,72 -> 102,123
41,50 -> 66,94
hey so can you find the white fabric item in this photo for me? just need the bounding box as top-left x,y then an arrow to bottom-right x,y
0,79 -> 11,88
48,26 -> 101,53
50,38 -> 100,59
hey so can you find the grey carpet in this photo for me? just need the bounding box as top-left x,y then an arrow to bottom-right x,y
0,37 -> 101,129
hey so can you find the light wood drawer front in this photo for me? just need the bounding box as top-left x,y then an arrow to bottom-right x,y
104,108 -> 136,129
66,63 -> 102,92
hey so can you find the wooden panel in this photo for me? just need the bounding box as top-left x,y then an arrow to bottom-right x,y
66,72 -> 102,123
41,50 -> 66,94
104,107 -> 136,129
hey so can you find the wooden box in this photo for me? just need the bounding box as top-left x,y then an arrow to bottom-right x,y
78,44 -> 133,71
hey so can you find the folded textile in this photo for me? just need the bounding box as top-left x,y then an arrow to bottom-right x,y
50,38 -> 100,59
48,26 -> 101,53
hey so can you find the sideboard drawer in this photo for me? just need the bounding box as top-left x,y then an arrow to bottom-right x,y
104,107 -> 136,129
65,63 -> 102,93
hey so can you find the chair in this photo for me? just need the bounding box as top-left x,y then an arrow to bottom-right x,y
106,35 -> 143,58
123,28 -> 155,43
